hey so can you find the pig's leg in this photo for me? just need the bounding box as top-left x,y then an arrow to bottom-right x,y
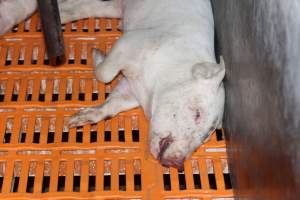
68,78 -> 139,128
92,48 -> 125,83
0,0 -> 37,35
58,0 -> 123,24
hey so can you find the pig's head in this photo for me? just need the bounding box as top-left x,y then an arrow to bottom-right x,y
150,58 -> 225,170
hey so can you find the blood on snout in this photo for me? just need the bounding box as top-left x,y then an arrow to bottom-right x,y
157,134 -> 173,161
157,134 -> 185,170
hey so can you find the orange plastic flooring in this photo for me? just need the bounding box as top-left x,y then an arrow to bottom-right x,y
0,13 -> 234,200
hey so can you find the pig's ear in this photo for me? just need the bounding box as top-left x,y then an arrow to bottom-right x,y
191,56 -> 225,85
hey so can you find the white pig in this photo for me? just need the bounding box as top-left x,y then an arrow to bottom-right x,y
0,0 -> 225,170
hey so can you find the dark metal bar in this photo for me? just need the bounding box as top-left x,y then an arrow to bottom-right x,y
38,0 -> 65,66
212,0 -> 300,199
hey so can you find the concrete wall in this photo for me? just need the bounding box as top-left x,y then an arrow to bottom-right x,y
211,1 -> 300,199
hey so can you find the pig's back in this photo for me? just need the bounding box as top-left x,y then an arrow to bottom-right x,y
122,0 -> 215,63
123,0 -> 214,36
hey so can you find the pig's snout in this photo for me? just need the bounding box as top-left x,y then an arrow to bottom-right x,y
156,134 -> 185,170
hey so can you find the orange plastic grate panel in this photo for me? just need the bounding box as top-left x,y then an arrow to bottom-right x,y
0,13 -> 234,200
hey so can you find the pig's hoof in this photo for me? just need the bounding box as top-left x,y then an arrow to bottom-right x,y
68,108 -> 102,128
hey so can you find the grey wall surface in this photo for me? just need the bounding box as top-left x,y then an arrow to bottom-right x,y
211,1 -> 300,199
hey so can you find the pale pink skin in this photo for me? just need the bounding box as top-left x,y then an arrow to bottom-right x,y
0,0 -> 225,170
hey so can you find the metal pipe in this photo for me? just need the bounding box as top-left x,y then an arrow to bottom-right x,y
38,0 -> 65,66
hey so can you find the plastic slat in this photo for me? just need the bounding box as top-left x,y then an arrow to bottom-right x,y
18,160 -> 30,193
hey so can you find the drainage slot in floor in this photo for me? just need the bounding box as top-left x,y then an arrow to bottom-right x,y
47,132 -> 55,143
193,174 -> 201,189
216,129 -> 223,141
11,176 -> 19,193
26,94 -> 32,101
33,132 -> 40,143
90,131 -> 97,143
104,131 -> 111,142
80,59 -> 87,65
163,173 -> 171,191
119,174 -> 126,191
62,131 -> 69,142
134,174 -> 141,191
11,94 -> 18,102
79,93 -> 85,101
178,172 -> 187,190
92,93 -> 98,101
3,133 -> 11,144
224,173 -> 232,189
5,60 -> 11,66
39,93 -> 45,102
118,130 -> 125,142
65,93 -> 72,101
73,175 -> 81,192
88,175 -> 96,192
42,176 -> 50,193
52,94 -> 59,102
44,59 -> 49,65
18,60 -> 24,65
0,177 -> 3,192
26,176 -> 35,193
208,173 -> 217,189
76,130 -> 83,143
19,132 -> 26,143
0,94 -> 4,102
132,130 -> 139,142
12,25 -> 18,32
4,119 -> 12,144
103,175 -> 111,191
57,176 -> 65,192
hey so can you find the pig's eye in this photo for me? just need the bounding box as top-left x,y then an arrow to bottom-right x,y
194,109 -> 201,124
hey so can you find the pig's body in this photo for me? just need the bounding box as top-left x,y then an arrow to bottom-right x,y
0,0 -> 225,170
